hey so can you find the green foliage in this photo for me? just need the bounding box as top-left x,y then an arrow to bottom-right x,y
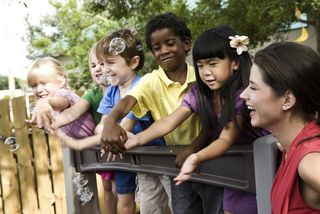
25,0 -> 121,89
222,0 -> 296,47
0,75 -> 23,90
0,75 -> 8,90
25,0 -> 320,90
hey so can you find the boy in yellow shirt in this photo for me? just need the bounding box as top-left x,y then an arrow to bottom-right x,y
100,13 -> 223,214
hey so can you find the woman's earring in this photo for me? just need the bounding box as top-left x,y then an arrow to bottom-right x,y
282,105 -> 286,110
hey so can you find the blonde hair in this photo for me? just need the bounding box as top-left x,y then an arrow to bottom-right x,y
88,43 -> 98,68
27,57 -> 66,87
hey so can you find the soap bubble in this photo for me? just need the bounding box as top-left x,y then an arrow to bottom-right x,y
76,186 -> 94,205
73,173 -> 93,205
29,102 -> 36,115
4,137 -> 20,152
109,37 -> 126,55
98,73 -> 111,86
73,173 -> 89,189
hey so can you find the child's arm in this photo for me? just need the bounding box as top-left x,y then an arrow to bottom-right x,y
55,113 -> 137,151
100,95 -> 138,153
31,96 -> 70,129
174,115 -> 243,185
52,99 -> 90,129
120,117 -> 136,132
55,115 -> 105,151
124,106 -> 192,149
47,96 -> 70,111
56,130 -> 100,151
98,115 -> 136,135
175,130 -> 211,168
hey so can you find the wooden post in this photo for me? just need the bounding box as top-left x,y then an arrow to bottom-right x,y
48,134 -> 67,214
32,127 -> 55,214
0,98 -> 21,213
11,96 -> 38,213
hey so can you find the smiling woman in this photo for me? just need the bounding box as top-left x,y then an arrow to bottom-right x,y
240,42 -> 320,213
240,63 -> 285,130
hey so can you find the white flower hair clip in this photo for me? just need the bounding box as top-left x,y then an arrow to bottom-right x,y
228,35 -> 249,55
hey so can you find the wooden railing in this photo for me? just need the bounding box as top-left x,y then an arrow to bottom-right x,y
0,95 -> 106,214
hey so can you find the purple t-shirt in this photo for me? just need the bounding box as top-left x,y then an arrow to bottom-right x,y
56,89 -> 95,139
182,85 -> 268,213
182,84 -> 266,144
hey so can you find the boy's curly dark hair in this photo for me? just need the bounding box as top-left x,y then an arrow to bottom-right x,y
145,12 -> 191,52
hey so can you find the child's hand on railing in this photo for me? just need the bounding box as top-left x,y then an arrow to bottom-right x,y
174,153 -> 200,185
29,99 -> 55,130
124,131 -> 139,150
100,148 -> 123,162
100,119 -> 126,154
175,147 -> 195,168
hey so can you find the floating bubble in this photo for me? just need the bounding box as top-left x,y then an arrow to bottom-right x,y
29,102 -> 36,116
73,173 -> 93,205
98,73 -> 111,86
76,186 -> 94,205
4,137 -> 20,152
109,37 -> 126,55
73,173 -> 89,189
5,137 -> 16,145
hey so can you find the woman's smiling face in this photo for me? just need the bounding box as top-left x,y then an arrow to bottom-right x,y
240,64 -> 285,130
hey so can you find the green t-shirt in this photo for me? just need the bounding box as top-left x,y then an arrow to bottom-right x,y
82,85 -> 103,124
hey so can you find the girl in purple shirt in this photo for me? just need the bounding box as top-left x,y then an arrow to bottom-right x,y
125,25 -> 267,214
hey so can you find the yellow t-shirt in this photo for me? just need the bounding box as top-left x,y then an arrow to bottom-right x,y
128,64 -> 201,145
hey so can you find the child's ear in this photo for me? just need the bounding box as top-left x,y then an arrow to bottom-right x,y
232,61 -> 239,72
130,56 -> 140,70
184,37 -> 192,53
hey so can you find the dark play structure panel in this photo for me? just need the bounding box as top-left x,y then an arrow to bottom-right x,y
75,143 -> 256,193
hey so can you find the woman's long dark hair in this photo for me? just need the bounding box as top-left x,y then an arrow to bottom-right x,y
254,42 -> 320,126
192,25 -> 252,131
